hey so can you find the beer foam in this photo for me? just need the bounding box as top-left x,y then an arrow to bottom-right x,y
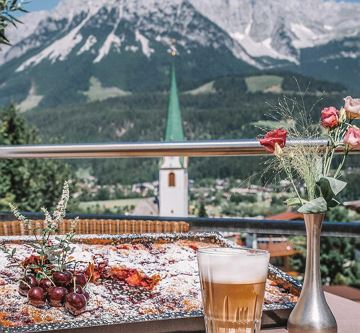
197,248 -> 269,284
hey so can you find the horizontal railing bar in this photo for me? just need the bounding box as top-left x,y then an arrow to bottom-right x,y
188,218 -> 360,237
0,139 -> 358,159
1,212 -> 359,237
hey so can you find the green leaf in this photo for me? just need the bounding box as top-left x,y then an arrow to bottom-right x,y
6,13 -> 22,25
318,177 -> 347,196
285,197 -> 304,207
328,197 -> 341,209
317,177 -> 347,208
298,197 -> 328,214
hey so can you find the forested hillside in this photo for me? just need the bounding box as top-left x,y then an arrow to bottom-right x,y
24,73 -> 353,185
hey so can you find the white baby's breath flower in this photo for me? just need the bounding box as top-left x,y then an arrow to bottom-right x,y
41,207 -> 53,229
9,202 -> 32,231
70,217 -> 79,234
53,181 -> 70,226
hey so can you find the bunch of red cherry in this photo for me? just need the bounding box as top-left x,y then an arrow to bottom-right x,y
19,270 -> 89,316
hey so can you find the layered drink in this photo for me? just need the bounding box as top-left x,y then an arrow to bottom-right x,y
197,247 -> 270,333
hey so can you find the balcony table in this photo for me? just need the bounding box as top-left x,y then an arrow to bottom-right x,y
261,292 -> 360,333
50,292 -> 360,333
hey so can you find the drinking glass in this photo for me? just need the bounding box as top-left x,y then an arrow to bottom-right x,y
197,247 -> 270,333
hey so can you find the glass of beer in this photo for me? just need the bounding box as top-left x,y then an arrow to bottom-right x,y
197,247 -> 270,333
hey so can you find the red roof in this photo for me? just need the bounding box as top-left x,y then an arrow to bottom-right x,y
258,241 -> 299,257
344,200 -> 360,212
266,212 -> 304,221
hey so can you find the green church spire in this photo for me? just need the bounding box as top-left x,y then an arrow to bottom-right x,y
165,63 -> 185,142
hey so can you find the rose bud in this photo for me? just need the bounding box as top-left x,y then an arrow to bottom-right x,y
65,292 -> 87,316
47,286 -> 68,307
321,107 -> 339,129
344,96 -> 360,119
259,128 -> 287,153
344,127 -> 360,148
274,143 -> 284,158
339,108 -> 347,124
19,275 -> 38,297
28,287 -> 46,307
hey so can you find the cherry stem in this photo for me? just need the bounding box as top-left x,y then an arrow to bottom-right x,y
19,279 -> 31,289
40,271 -> 56,287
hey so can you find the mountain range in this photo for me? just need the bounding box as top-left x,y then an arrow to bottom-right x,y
0,0 -> 359,109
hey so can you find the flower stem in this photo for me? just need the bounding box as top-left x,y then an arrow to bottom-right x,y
279,157 -> 303,204
334,146 -> 349,179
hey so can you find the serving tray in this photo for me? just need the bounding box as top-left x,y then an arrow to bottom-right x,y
0,232 -> 302,333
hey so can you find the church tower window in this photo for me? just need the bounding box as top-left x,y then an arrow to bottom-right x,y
168,172 -> 176,187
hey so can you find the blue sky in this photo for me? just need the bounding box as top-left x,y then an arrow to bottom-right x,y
24,0 -> 360,12
24,0 -> 59,12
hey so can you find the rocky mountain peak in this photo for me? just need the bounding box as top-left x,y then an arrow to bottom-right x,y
0,0 -> 359,109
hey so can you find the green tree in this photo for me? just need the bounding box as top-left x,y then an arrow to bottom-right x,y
0,105 -> 75,211
0,0 -> 28,45
198,201 -> 208,218
291,207 -> 360,286
97,186 -> 110,201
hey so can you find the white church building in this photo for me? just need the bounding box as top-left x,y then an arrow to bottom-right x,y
159,64 -> 188,217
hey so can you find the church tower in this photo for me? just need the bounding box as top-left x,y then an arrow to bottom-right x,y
159,63 -> 188,217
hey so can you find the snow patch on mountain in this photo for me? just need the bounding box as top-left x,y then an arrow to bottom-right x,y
16,1 -> 105,71
191,0 -> 360,63
135,31 -> 154,58
291,23 -> 318,49
1,0 -> 360,72
93,10 -> 125,63
322,50 -> 360,62
16,25 -> 84,71
94,31 -> 122,63
340,51 -> 359,59
231,31 -> 296,63
77,35 -> 97,55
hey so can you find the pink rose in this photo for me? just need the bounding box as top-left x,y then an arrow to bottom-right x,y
344,127 -> 360,148
344,96 -> 360,119
321,107 -> 339,129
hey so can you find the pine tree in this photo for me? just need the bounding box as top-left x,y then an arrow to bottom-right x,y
0,105 -> 75,211
198,201 -> 208,218
291,207 -> 360,286
0,0 -> 28,45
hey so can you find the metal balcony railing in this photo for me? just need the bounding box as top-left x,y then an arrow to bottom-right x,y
0,139 -> 359,237
0,139 -> 357,159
